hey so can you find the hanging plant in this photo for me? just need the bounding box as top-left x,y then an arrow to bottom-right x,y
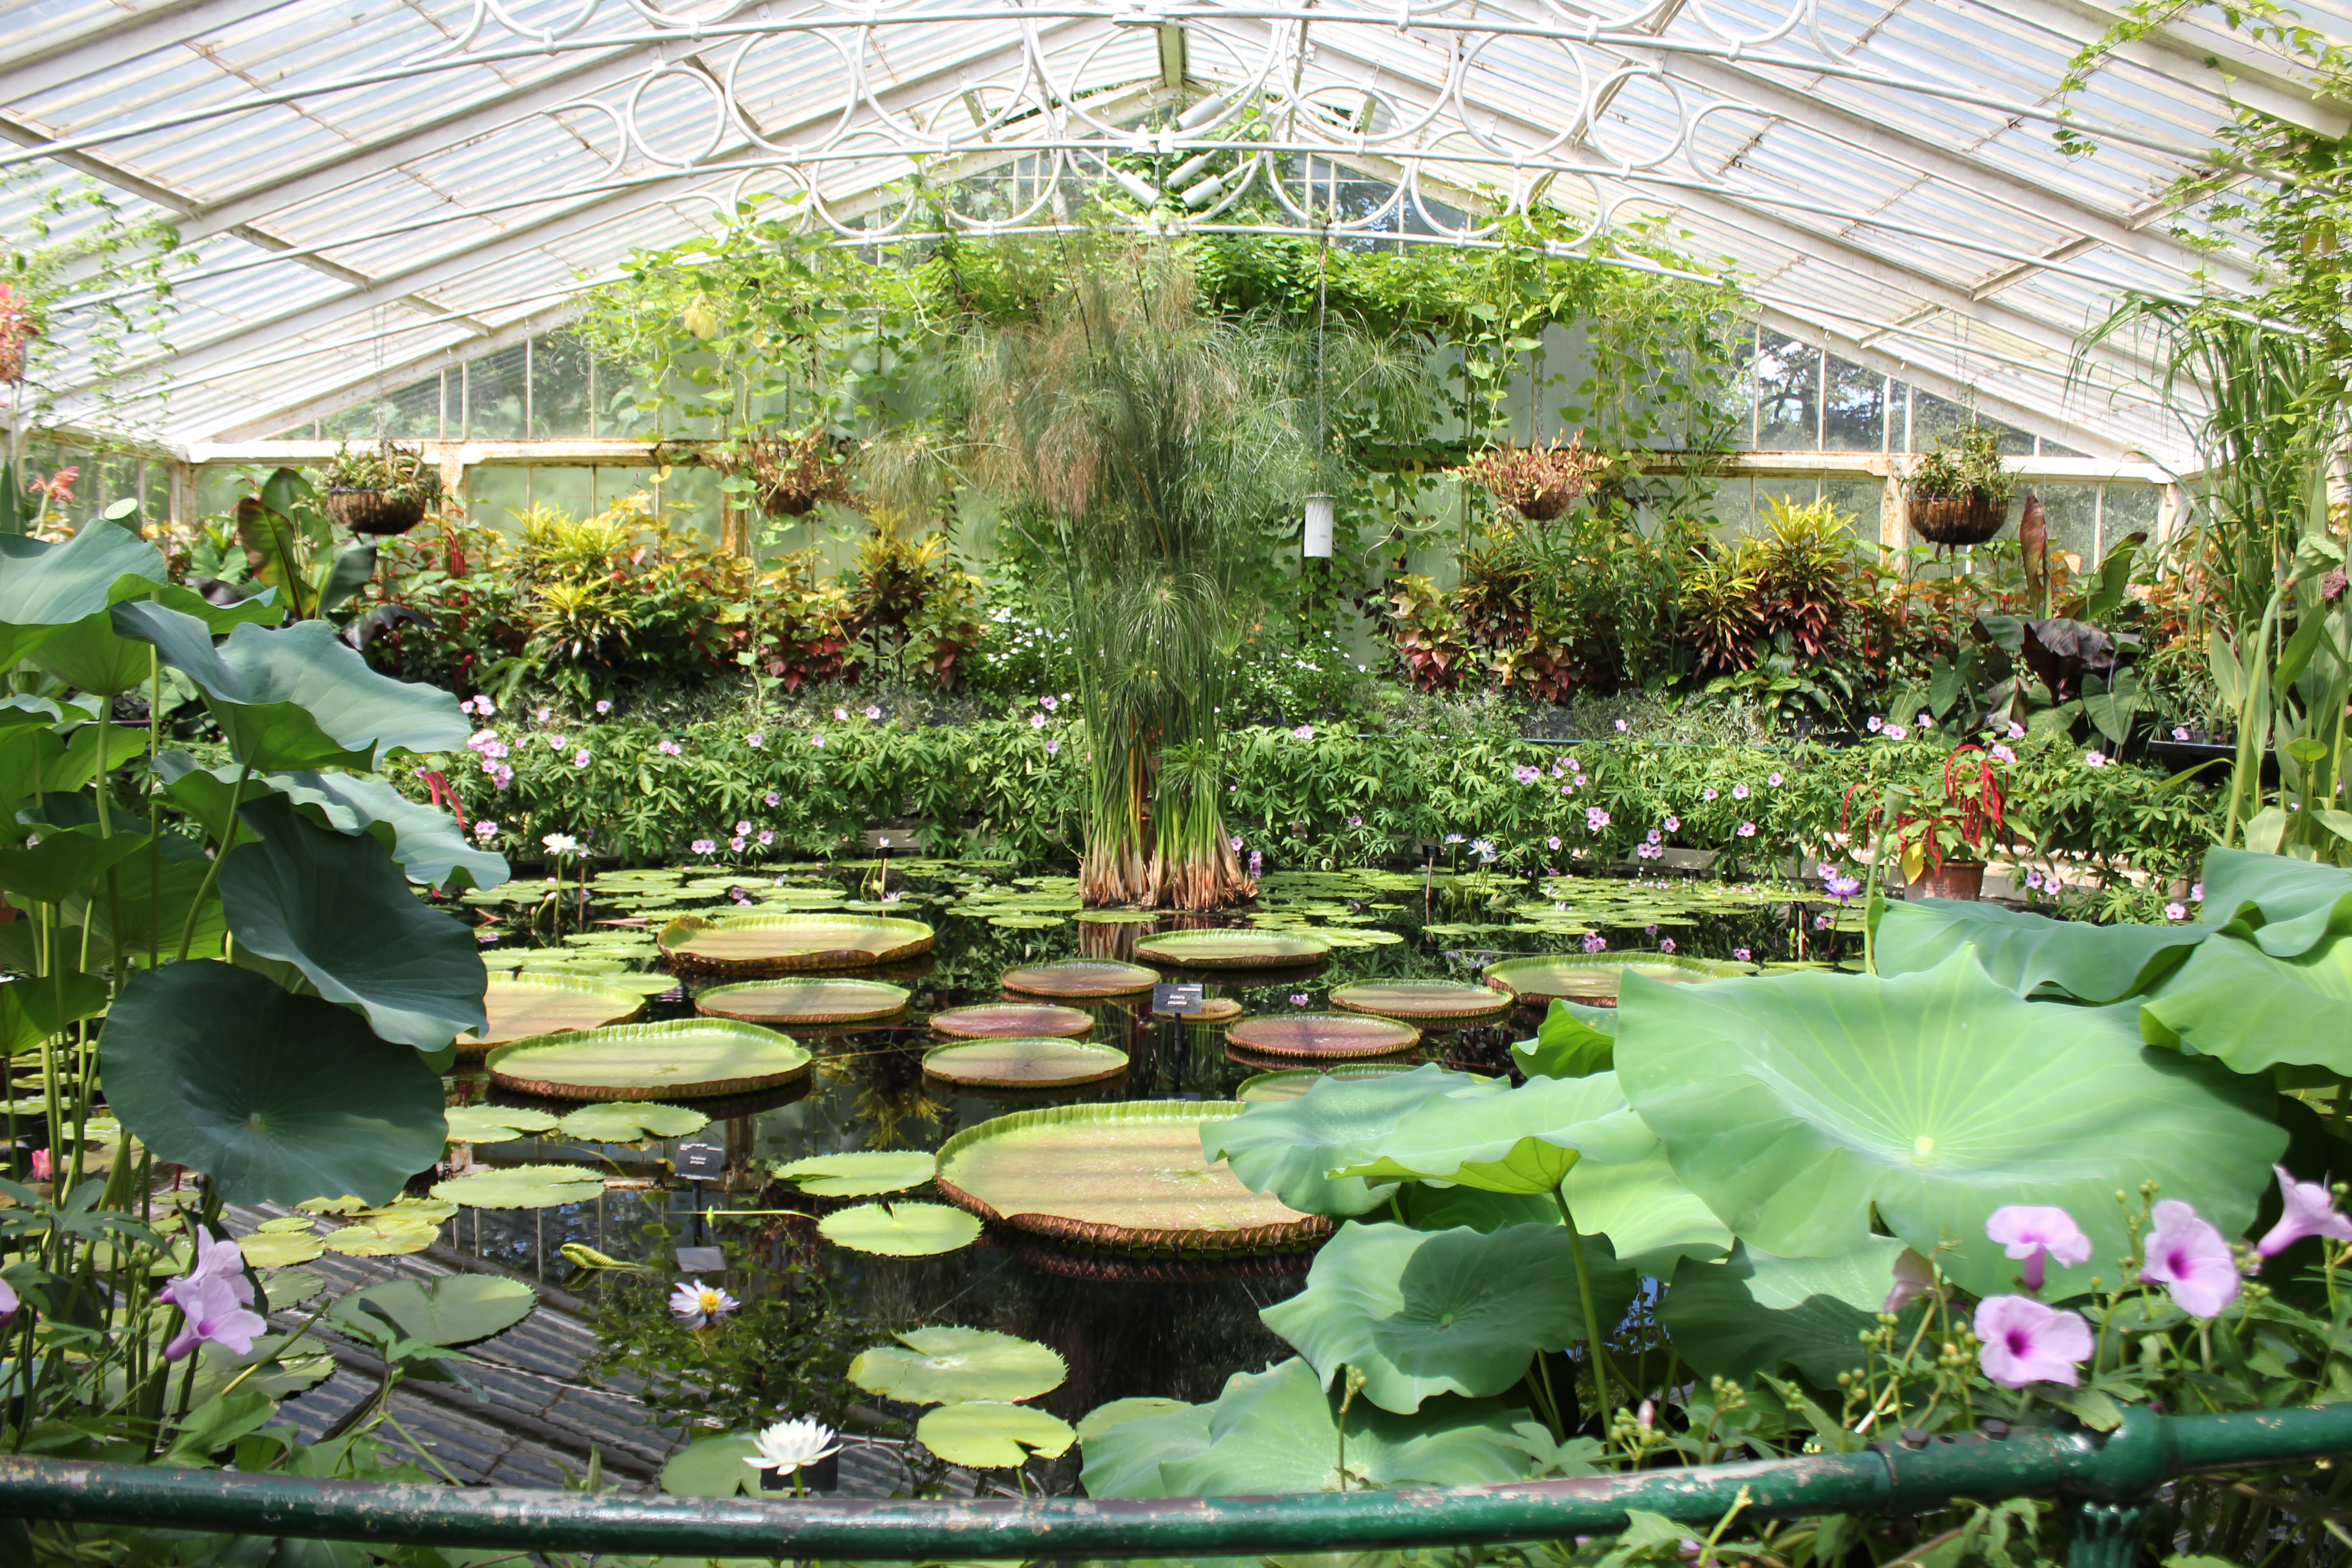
1451,435 -> 1606,521
321,440 -> 442,537
703,426 -> 857,518
1906,421 -> 2017,550
0,282 -> 37,385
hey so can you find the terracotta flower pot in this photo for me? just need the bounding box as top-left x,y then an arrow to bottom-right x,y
1907,860 -> 1986,901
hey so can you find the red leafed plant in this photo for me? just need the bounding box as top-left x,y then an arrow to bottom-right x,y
1843,743 -> 2015,881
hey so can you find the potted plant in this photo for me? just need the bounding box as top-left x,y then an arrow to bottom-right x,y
705,425 -> 857,517
1906,421 -> 2016,550
1453,434 -> 1606,521
321,441 -> 442,536
1845,743 -> 2015,900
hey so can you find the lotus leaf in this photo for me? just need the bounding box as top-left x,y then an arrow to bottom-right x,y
1075,1396 -> 1195,1446
1872,898 -> 2210,1002
431,1164 -> 605,1210
1132,930 -> 1331,968
219,795 -> 487,1050
1660,1241 -> 1909,1386
2201,846 -> 2352,956
1235,1063 -> 1414,1103
916,1401 -> 1077,1467
555,1102 -> 710,1142
1511,1000 -> 1618,1079
928,1003 -> 1093,1039
1613,952 -> 2286,1298
1397,1185 -> 1557,1233
1481,953 -> 1744,1007
658,911 -> 934,976
923,1038 -> 1129,1090
485,1020 -> 811,1101
1203,1065 -> 1504,1217
695,977 -> 910,1026
330,1274 -> 535,1346
444,1106 -> 560,1143
101,960 -> 448,1206
774,1150 -> 937,1197
111,602 -> 468,772
2139,930 -> 2352,1076
849,1327 -> 1068,1405
1001,960 -> 1158,998
0,824 -> 155,908
0,521 -> 165,666
1559,1142 -> 1735,1275
1075,1401 -> 1215,1498
660,1431 -> 763,1498
1224,1013 -> 1420,1060
1084,1357 -> 1541,1498
1328,980 -> 1511,1022
463,974 -> 645,1052
818,1201 -> 983,1256
1337,1072 -> 1658,1195
158,754 -> 508,893
1259,1221 -> 1638,1412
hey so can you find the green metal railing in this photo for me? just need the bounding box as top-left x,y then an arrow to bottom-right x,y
3,1405 -> 2347,1565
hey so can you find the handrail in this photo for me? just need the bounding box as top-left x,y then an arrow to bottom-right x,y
2,1405 -> 2349,1563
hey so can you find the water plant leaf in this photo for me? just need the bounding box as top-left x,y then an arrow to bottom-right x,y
219,794 -> 487,1050
0,826 -> 153,906
1203,1064 -> 1503,1217
1235,1064 -> 1415,1104
1076,1401 -> 1215,1498
2139,930 -> 2352,1077
658,911 -> 934,975
660,1432 -> 762,1498
1482,953 -> 1743,1006
1075,1397 -> 1195,1447
849,1327 -> 1067,1405
1560,1142 -> 1735,1275
1660,1244 -> 1891,1387
111,602 -> 468,771
1225,1013 -> 1421,1060
922,1037 -> 1129,1090
774,1150 -> 937,1197
463,973 -> 644,1052
101,960 -> 448,1206
1327,980 -> 1512,1022
694,977 -> 909,1026
1614,952 -> 2285,1298
1511,1000 -> 1618,1079
159,754 -> 508,892
318,1220 -> 440,1257
928,1003 -> 1093,1039
235,1229 -> 325,1269
444,1106 -> 560,1143
1259,1220 -> 1638,1413
485,1019 -> 810,1100
331,1275 -> 534,1347
431,1164 -> 605,1210
818,1202 -> 982,1255
2200,846 -> 2352,956
915,1401 -> 1076,1467
0,521 -> 165,666
1000,960 -> 1158,997
1336,1072 -> 1658,1195
1872,898 -> 2209,1002
555,1102 -> 710,1142
1132,930 -> 1331,968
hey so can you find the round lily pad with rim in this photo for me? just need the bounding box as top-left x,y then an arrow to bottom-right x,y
554,1101 -> 710,1142
485,1019 -> 811,1101
923,1038 -> 1131,1091
1328,980 -> 1512,1023
818,1201 -> 983,1256
1224,1012 -> 1421,1061
1001,960 -> 1158,999
462,973 -> 645,1055
1132,930 -> 1332,969
430,1163 -> 605,1210
1482,952 -> 1749,1008
935,1101 -> 1330,1254
1155,996 -> 1243,1023
928,1003 -> 1093,1040
657,911 -> 935,977
694,977 -> 910,1027
774,1150 -> 937,1197
849,1326 -> 1068,1405
1235,1063 -> 1418,1104
915,1401 -> 1077,1468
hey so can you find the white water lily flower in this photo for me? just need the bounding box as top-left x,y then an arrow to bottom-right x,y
542,832 -> 580,858
744,1416 -> 842,1473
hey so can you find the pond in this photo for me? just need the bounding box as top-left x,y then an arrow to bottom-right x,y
435,858 -> 1854,1480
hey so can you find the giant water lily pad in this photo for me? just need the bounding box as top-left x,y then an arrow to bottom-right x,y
1204,1065 -> 1505,1217
2140,930 -> 2352,1077
1481,953 -> 1745,1008
916,1401 -> 1077,1467
1872,899 -> 2209,1004
554,1102 -> 710,1142
923,1038 -> 1130,1090
485,1019 -> 811,1101
849,1327 -> 1067,1405
694,977 -> 910,1026
1336,1071 -> 1657,1195
1328,980 -> 1512,1023
774,1150 -> 937,1197
928,1003 -> 1093,1040
936,1102 -> 1328,1253
1133,930 -> 1330,968
1260,1220 -> 1640,1413
431,1164 -> 605,1210
462,973 -> 645,1054
1225,1013 -> 1420,1061
1001,960 -> 1158,998
818,1202 -> 982,1256
1614,952 -> 2286,1298
658,911 -> 934,976
1236,1063 -> 1416,1104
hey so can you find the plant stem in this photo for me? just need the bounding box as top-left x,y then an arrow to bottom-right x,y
178,761 -> 253,962
1550,1181 -> 1619,1436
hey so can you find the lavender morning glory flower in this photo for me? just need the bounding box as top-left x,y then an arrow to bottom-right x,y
866,706 -> 882,720
1767,772 -> 1783,787
1732,784 -> 1749,800
2258,1167 -> 2352,1258
765,791 -> 780,807
1658,937 -> 1675,954
1664,816 -> 1680,833
809,734 -> 824,748
1584,807 -> 1610,832
1986,1205 -> 2092,1294
1041,695 -> 1058,711
596,699 -> 612,714
159,1231 -> 265,1362
1732,947 -> 1752,961
1736,822 -> 1755,838
1867,716 -> 1884,732
1293,725 -> 1314,740
692,838 -> 716,855
1883,724 -> 1908,740
474,820 -> 498,842
1701,788 -> 1717,801
747,732 -> 765,748
1974,1295 -> 2091,1388
1031,713 -> 1047,729
2140,1200 -> 2240,1318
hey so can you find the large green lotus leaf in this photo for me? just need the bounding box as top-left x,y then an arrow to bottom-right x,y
1561,1142 -> 1735,1276
430,1164 -> 605,1209
1259,1221 -> 1638,1414
916,1401 -> 1077,1467
159,753 -> 508,892
1661,1245 -> 1894,1387
1873,897 -> 2210,1003
1104,1357 -> 1540,1498
100,960 -> 448,1206
2139,930 -> 2352,1076
1336,1072 -> 1657,1195
31,584 -> 276,697
849,1327 -> 1067,1405
0,966 -> 109,1055
219,794 -> 486,1049
1077,1401 -> 1215,1499
555,1102 -> 710,1142
818,1202 -> 982,1256
110,602 -> 467,771
1511,1000 -> 1617,1079
0,825 -> 153,906
329,1275 -> 535,1348
1201,1064 -> 1504,1217
1614,952 -> 2285,1298
1075,1397 -> 1196,1448
774,1150 -> 937,1197
0,522 -> 165,666
1397,1185 -> 1557,1233
2202,847 -> 2352,957
79,852 -> 227,962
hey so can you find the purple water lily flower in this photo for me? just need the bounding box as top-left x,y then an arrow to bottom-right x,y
1986,1205 -> 2092,1294
1974,1295 -> 2092,1388
2140,1200 -> 2240,1318
1822,871 -> 1862,902
669,1279 -> 740,1328
1657,937 -> 1675,954
2258,1166 -> 2352,1258
159,1231 -> 265,1362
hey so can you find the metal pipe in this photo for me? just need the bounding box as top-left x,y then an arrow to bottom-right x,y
3,1406 -> 2349,1559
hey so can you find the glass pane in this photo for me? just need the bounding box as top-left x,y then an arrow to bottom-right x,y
1752,333 -> 1821,450
655,462 -> 724,545
1993,420 -> 2036,457
1750,478 -> 1820,535
2041,436 -> 2088,459
1711,477 -> 1751,539
1910,391 -> 1973,453
596,357 -> 658,439
593,466 -> 662,519
2026,483 -> 2100,572
1824,478 -> 1883,534
146,462 -> 172,524
466,466 -> 531,531
531,333 -> 595,437
1722,326 -> 1759,451
530,466 -> 594,519
101,452 -> 141,518
466,346 -> 529,439
2103,484 -> 2161,546
1888,382 -> 1914,451
1822,358 -> 1886,452
196,466 -> 250,522
386,372 -> 443,439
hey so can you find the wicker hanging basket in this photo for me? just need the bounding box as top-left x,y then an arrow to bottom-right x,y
323,488 -> 429,536
758,484 -> 822,518
1908,489 -> 2008,548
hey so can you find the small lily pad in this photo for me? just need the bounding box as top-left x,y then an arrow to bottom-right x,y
555,1102 -> 710,1142
817,1201 -> 983,1256
849,1327 -> 1067,1405
773,1150 -> 938,1197
295,1195 -> 371,1215
928,1003 -> 1093,1040
320,1220 -> 439,1256
923,1038 -> 1130,1091
237,1229 -> 325,1268
445,1106 -> 561,1144
431,1163 -> 605,1210
915,1401 -> 1076,1467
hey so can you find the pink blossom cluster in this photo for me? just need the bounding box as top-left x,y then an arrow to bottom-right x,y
466,727 -> 514,790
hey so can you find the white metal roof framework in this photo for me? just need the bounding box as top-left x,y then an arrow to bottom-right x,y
2,0 -> 2345,466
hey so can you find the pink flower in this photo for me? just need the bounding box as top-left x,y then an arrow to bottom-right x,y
1990,744 -> 2016,764
596,700 -> 612,714
1766,773 -> 1783,787
833,709 -> 848,722
2084,751 -> 2107,768
757,830 -> 774,847
1046,739 -> 1059,755
1883,1249 -> 1940,1313
159,1231 -> 265,1362
1547,836 -> 1562,850
735,821 -> 753,835
2173,727 -> 2191,741
1231,836 -> 1245,853
1737,822 -> 1756,838
1348,815 -> 1363,828
1040,695 -> 1058,712
1584,806 -> 1610,832
474,820 -> 498,841
2258,1166 -> 2352,1258
2164,902 -> 2187,921
573,750 -> 590,768
1293,725 -> 1314,740
1986,1205 -> 2092,1294
1664,816 -> 1680,833
1646,829 -> 1662,844
658,740 -> 683,756
1867,716 -> 1884,732
1613,718 -> 1628,733
1701,788 -> 1717,801
1884,724 -> 1909,740
730,837 -> 745,852
1732,784 -> 1749,801
549,735 -> 567,750
692,838 -> 716,855
1917,712 -> 1934,729
2140,1199 -> 2240,1318
2191,882 -> 2203,901
809,734 -> 824,748
1974,1295 -> 2092,1387
764,791 -> 780,807
29,1147 -> 51,1181
1513,765 -> 1540,785
1289,994 -> 1309,1006
535,708 -> 551,722
493,766 -> 512,789
2008,721 -> 2025,740
1582,933 -> 1607,953
866,706 -> 882,721
1031,713 -> 1047,729
1658,937 -> 1675,954
746,733 -> 764,748
1732,947 -> 1752,961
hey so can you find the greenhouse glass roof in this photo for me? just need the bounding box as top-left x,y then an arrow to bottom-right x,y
3,0 -> 2344,462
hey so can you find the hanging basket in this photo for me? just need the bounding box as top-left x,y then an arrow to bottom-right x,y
0,339 -> 22,386
758,484 -> 822,518
324,487 -> 429,536
1908,489 -> 2008,548
1504,482 -> 1577,522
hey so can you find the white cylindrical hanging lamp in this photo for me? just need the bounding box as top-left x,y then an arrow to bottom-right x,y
1303,493 -> 1335,558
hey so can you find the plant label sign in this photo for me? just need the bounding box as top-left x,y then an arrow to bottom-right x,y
1153,982 -> 1206,1016
674,1142 -> 727,1181
675,1245 -> 725,1273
